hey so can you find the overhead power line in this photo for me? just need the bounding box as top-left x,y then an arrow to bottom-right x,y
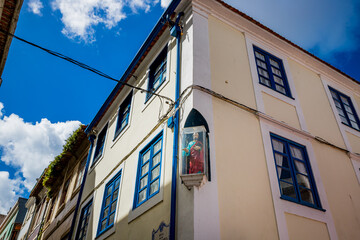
0,28 -> 174,104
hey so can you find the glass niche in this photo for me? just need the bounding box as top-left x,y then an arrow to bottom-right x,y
180,126 -> 208,188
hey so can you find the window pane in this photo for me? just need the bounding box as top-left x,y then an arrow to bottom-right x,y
275,154 -> 289,168
100,219 -> 107,231
270,59 -> 280,68
140,175 -> 148,189
273,75 -> 284,86
108,213 -> 115,226
258,68 -> 269,78
141,163 -> 149,176
103,207 -> 109,218
259,76 -> 271,87
294,160 -> 307,175
138,189 -> 146,204
106,186 -> 112,197
272,139 -> 285,153
150,179 -> 160,195
105,195 -> 111,207
340,96 -> 349,105
256,59 -> 267,69
255,51 -> 265,61
290,146 -> 303,160
271,67 -> 282,77
110,201 -> 117,213
330,90 -> 339,100
275,85 -> 286,94
340,115 -> 349,125
142,151 -> 150,164
351,121 -> 360,130
154,140 -> 162,153
299,187 -> 315,204
112,189 -> 119,200
334,100 -> 341,109
296,174 -> 311,188
277,167 -> 292,183
279,181 -> 296,199
153,153 -> 161,166
151,165 -> 160,181
348,113 -> 356,121
344,104 -> 353,114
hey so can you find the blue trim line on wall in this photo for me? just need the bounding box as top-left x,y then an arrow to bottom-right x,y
85,0 -> 182,135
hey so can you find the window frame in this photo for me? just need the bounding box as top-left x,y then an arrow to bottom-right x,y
133,132 -> 163,208
97,170 -> 122,237
253,46 -> 292,98
76,199 -> 93,240
146,46 -> 168,102
92,124 -> 108,165
114,92 -> 133,139
270,133 -> 323,210
329,86 -> 360,131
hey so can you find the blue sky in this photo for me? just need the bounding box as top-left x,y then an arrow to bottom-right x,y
0,0 -> 359,214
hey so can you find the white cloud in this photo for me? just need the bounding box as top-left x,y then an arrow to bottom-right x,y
0,172 -> 25,214
223,0 -> 360,59
0,102 -> 81,213
160,0 -> 171,8
0,102 -> 3,118
28,0 -> 44,16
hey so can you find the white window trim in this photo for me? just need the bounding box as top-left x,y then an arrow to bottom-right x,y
260,118 -> 338,239
88,123 -> 109,172
142,41 -> 172,112
94,161 -> 125,240
128,128 -> 168,222
321,75 -> 360,152
112,90 -> 134,147
245,34 -> 308,132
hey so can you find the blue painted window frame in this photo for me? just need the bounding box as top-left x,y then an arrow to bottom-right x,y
146,46 -> 168,101
92,124 -> 108,164
329,87 -> 360,131
134,131 -> 163,208
97,170 -> 122,237
114,92 -> 132,139
76,199 -> 93,240
270,133 -> 323,210
253,46 -> 292,98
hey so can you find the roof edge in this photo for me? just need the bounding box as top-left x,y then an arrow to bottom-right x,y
85,0 -> 181,134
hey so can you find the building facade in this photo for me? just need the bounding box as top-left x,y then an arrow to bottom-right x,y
0,198 -> 27,240
19,0 -> 360,239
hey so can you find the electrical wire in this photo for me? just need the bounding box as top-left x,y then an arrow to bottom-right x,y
0,28 -> 174,105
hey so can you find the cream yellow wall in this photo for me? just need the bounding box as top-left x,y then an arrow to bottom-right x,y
262,92 -> 301,129
288,59 -> 346,148
346,132 -> 360,154
285,213 -> 330,240
208,15 -> 257,110
208,16 -> 278,239
211,98 -> 278,239
312,140 -> 360,239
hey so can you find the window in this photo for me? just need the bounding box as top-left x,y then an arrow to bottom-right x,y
46,195 -> 57,222
115,92 -> 132,138
329,87 -> 360,131
59,178 -> 70,205
146,47 -> 167,100
93,125 -> 108,164
270,134 -> 322,209
253,46 -> 292,97
76,199 -> 93,240
97,171 -> 122,236
74,157 -> 87,189
134,133 -> 163,208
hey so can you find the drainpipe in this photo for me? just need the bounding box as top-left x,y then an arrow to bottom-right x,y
68,134 -> 96,240
169,12 -> 184,240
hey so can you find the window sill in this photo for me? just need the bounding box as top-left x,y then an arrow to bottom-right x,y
56,203 -> 65,217
259,82 -> 294,100
112,123 -> 130,148
89,154 -> 104,173
128,192 -> 163,223
342,122 -> 360,133
95,224 -> 115,240
280,196 -> 325,212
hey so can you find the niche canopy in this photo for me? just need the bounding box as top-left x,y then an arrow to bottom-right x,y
180,126 -> 208,188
